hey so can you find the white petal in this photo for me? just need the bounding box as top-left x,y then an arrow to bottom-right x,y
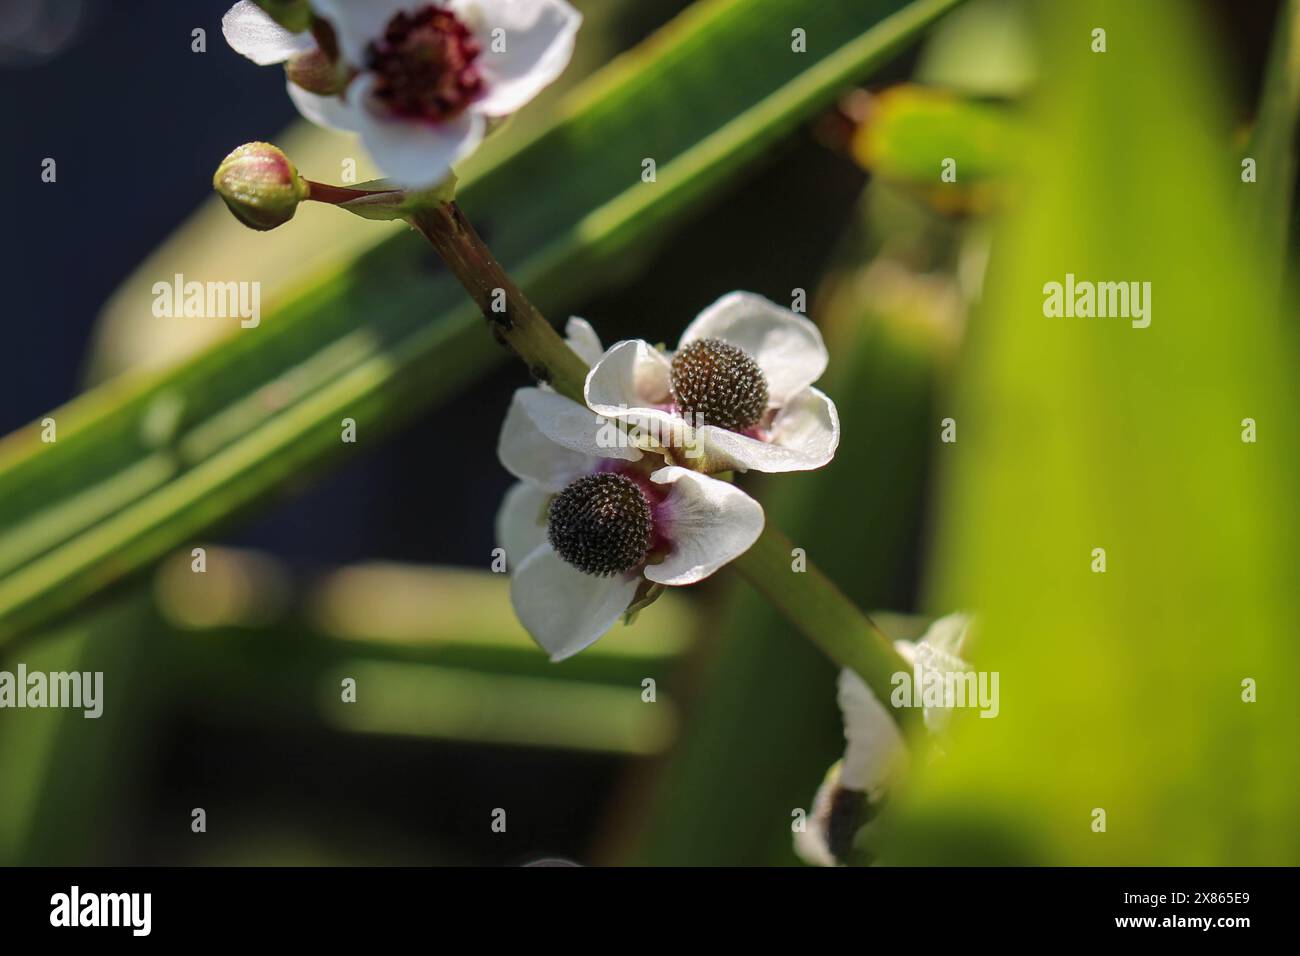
498,389 -> 600,492
837,669 -> 908,799
904,613 -> 974,734
643,467 -> 764,585
312,0 -> 419,66
769,387 -> 839,463
495,481 -> 550,568
917,612 -> 973,659
222,1 -> 315,65
349,75 -> 486,188
694,387 -> 840,473
518,386 -> 640,462
893,639 -> 917,668
679,292 -> 829,405
459,0 -> 582,117
793,771 -> 840,868
510,544 -> 640,660
563,316 -> 604,366
583,339 -> 687,455
585,339 -> 672,410
287,80 -> 361,132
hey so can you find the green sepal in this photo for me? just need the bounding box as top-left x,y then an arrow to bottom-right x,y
254,0 -> 313,34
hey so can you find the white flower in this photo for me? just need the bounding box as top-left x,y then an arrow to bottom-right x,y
497,354 -> 765,660
583,292 -> 840,473
895,611 -> 973,735
840,611 -> 974,791
222,0 -> 582,188
795,613 -> 973,866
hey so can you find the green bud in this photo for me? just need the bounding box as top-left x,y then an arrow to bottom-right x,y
213,142 -> 309,232
254,0 -> 313,34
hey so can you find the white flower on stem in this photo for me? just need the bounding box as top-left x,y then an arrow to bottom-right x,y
895,611 -> 974,735
795,613 -> 973,866
583,292 -> 840,473
222,0 -> 582,188
560,315 -> 605,366
496,366 -> 764,661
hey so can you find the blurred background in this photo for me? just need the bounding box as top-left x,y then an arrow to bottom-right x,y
0,0 -> 1296,866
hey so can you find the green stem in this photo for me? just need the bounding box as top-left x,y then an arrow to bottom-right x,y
731,524 -> 918,733
411,199 -> 915,731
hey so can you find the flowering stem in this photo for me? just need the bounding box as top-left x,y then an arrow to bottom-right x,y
730,525 -> 919,733
409,199 -> 914,732
409,202 -> 590,404
304,180 -> 389,205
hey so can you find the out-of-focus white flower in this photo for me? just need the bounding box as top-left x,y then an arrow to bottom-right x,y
583,292 -> 840,473
893,611 -> 974,734
496,334 -> 764,659
223,0 -> 581,188
795,613 -> 973,866
793,762 -> 870,868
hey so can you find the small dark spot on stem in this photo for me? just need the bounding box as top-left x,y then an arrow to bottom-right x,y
483,307 -> 513,332
490,324 -> 519,358
529,363 -> 551,385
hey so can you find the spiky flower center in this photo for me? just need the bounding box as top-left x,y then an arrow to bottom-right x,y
670,338 -> 769,432
367,6 -> 483,122
547,473 -> 653,576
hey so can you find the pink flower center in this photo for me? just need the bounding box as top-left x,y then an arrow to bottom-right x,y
367,6 -> 484,123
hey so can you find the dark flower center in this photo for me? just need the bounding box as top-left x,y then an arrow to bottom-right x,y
670,338 -> 769,432
826,786 -> 870,864
367,6 -> 483,122
547,473 -> 653,577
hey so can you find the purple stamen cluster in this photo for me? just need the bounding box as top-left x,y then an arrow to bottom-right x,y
368,6 -> 483,122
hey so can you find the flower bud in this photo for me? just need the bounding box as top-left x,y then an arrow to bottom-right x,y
213,142 -> 309,231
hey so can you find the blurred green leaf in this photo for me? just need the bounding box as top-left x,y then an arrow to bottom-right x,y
852,84 -> 1019,213
913,0 -> 1034,97
885,0 -> 1300,865
158,560 -> 693,755
1243,0 -> 1300,296
0,593 -> 162,865
0,0 -> 967,647
0,556 -> 695,864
